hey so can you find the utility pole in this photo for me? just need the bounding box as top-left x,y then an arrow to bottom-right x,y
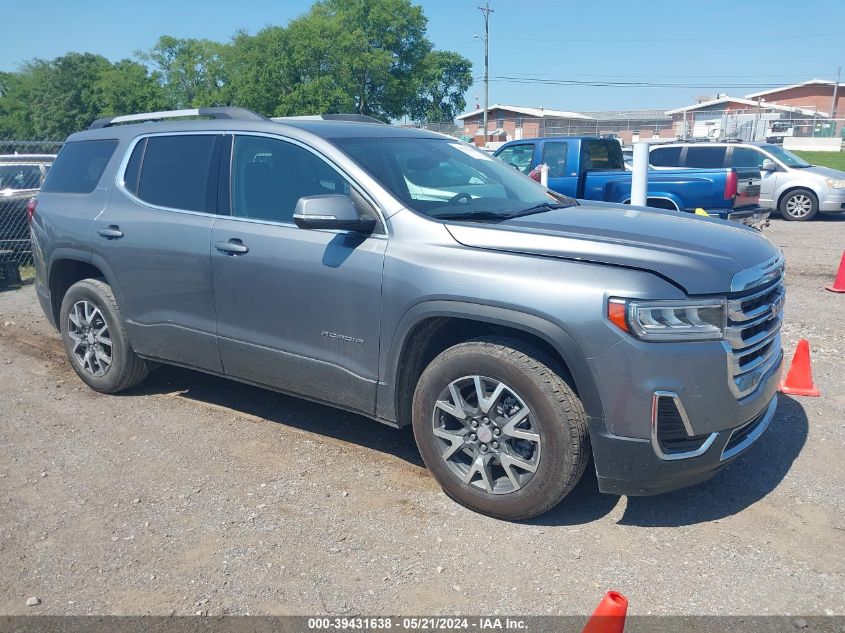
831,66 -> 841,119
477,2 -> 493,147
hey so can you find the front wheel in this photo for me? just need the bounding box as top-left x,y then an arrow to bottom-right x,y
59,279 -> 149,393
412,337 -> 589,520
779,189 -> 818,221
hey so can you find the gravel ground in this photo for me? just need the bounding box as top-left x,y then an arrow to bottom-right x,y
0,216 -> 843,617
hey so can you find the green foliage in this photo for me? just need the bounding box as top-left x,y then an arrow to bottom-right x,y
0,0 -> 473,138
0,70 -> 37,137
95,59 -> 170,117
411,50 -> 473,123
27,53 -> 112,138
138,36 -> 227,108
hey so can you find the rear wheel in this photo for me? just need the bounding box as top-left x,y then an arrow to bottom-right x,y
59,279 -> 148,393
779,189 -> 818,221
412,337 -> 589,520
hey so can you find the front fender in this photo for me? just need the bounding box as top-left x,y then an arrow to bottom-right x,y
774,180 -> 823,205
375,300 -> 605,426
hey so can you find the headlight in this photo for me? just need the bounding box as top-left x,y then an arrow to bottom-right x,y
608,298 -> 726,341
825,178 -> 845,189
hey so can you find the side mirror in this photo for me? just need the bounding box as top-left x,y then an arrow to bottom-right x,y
761,159 -> 779,172
293,194 -> 377,233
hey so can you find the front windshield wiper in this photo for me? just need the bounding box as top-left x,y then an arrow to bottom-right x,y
507,202 -> 570,218
430,210 -> 513,222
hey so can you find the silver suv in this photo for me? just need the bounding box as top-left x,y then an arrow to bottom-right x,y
31,108 -> 784,519
650,141 -> 845,221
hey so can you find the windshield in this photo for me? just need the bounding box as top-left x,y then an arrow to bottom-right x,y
332,137 -> 574,219
0,164 -> 42,192
761,145 -> 811,168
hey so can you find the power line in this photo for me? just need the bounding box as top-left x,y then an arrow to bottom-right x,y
493,33 -> 841,43
474,76 -> 816,89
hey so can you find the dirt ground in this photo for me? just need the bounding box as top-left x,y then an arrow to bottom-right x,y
0,215 -> 843,617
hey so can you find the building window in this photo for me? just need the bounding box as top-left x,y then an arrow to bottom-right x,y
516,115 -> 523,128
496,116 -> 505,128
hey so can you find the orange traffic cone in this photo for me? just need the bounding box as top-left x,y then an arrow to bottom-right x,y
779,339 -> 820,397
826,251 -> 845,293
582,591 -> 628,633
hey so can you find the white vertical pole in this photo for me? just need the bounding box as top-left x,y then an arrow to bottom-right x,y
540,163 -> 549,187
631,142 -> 649,207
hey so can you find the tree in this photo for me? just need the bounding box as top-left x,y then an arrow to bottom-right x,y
138,36 -> 227,108
0,70 -> 37,138
282,0 -> 432,120
411,50 -> 473,123
27,53 -> 112,138
223,27 -> 296,116
95,59 -> 170,117
0,0 -> 474,138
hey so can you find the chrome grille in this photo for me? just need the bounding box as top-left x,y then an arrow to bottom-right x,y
725,256 -> 785,399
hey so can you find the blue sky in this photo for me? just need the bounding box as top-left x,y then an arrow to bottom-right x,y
1,0 -> 842,113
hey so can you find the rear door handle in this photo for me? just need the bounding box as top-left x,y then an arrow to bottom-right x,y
97,226 -> 123,239
215,239 -> 249,255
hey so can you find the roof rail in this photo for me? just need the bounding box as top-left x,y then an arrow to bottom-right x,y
271,114 -> 386,125
89,107 -> 268,129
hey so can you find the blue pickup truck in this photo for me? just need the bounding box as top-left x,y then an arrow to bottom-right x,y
493,137 -> 766,225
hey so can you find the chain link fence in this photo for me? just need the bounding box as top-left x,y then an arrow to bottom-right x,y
0,140 -> 63,283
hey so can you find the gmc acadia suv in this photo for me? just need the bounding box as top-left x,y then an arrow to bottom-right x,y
30,108 -> 785,519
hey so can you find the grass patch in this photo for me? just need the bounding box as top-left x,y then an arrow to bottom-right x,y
19,264 -> 35,282
793,150 -> 845,171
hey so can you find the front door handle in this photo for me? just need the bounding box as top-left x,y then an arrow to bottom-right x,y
215,239 -> 249,255
97,226 -> 123,239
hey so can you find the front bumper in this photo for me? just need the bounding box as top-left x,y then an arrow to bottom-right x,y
819,191 -> 845,213
591,395 -> 778,496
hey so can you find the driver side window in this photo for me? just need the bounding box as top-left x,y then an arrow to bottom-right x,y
731,147 -> 766,169
495,144 -> 535,174
231,135 -> 351,224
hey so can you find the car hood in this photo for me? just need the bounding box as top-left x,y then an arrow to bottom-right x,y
803,165 -> 845,179
444,203 -> 779,295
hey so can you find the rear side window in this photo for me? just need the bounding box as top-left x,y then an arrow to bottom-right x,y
41,140 -> 118,193
650,146 -> 683,167
580,140 -> 624,170
541,142 -> 568,177
129,135 -> 218,212
684,146 -> 727,168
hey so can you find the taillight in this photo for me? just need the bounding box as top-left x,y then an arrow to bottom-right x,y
26,197 -> 37,225
724,171 -> 737,200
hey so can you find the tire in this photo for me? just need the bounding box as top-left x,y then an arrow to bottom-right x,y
779,188 -> 818,221
59,278 -> 148,393
412,337 -> 589,520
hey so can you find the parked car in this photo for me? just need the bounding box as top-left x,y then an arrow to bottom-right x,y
493,137 -> 766,227
649,141 -> 845,221
31,108 -> 784,520
0,154 -> 54,260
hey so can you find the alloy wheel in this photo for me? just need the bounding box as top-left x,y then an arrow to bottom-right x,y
431,375 -> 541,495
67,300 -> 113,377
785,194 -> 813,218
